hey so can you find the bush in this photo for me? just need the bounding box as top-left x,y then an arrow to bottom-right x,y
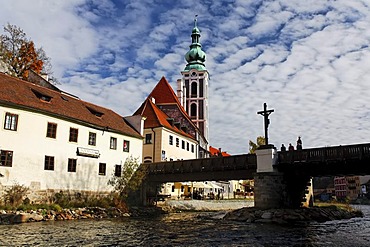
108,156 -> 146,199
3,183 -> 29,208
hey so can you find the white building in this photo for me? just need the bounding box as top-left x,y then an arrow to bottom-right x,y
0,72 -> 143,202
133,77 -> 199,198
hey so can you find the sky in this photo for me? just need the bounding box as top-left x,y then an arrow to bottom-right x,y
1,0 -> 370,154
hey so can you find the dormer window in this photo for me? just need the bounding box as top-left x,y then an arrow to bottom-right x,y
31,89 -> 52,102
86,106 -> 104,118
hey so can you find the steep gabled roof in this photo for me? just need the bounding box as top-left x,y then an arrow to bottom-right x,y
136,98 -> 194,139
149,76 -> 181,105
146,76 -> 205,141
0,72 -> 142,139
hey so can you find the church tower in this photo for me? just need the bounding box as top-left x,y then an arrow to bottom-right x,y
177,17 -> 209,145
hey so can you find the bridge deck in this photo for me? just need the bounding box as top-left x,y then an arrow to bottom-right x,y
277,143 -> 370,176
142,143 -> 370,183
144,154 -> 257,182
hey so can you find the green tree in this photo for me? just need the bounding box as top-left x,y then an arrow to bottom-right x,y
249,136 -> 266,154
0,23 -> 54,81
108,156 -> 146,199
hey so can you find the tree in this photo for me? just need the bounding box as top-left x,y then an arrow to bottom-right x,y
249,136 -> 266,154
0,23 -> 53,81
108,156 -> 147,199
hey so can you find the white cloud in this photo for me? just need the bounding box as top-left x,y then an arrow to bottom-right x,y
1,0 -> 370,154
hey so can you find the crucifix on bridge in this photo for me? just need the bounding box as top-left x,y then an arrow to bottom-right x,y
257,102 -> 274,146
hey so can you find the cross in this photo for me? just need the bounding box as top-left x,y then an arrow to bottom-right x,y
257,103 -> 274,146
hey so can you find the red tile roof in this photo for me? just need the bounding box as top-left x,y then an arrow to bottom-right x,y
209,146 -> 231,157
148,76 -> 181,105
142,76 -> 203,139
136,98 -> 194,139
0,72 -> 142,139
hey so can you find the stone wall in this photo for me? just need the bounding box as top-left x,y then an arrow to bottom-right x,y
254,172 -> 288,209
0,183 -> 110,205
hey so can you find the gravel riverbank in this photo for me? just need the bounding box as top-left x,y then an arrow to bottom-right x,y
0,200 -> 363,225
159,199 -> 253,212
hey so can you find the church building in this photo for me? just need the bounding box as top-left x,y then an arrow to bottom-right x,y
133,18 -> 210,199
134,17 -> 209,164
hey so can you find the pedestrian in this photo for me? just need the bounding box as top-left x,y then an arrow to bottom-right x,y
297,136 -> 302,150
288,143 -> 294,151
281,144 -> 286,151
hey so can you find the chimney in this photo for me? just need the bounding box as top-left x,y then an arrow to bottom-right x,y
181,126 -> 188,133
167,118 -> 174,126
174,122 -> 181,129
177,79 -> 184,106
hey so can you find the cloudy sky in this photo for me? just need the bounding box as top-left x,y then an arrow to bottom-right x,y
1,0 -> 370,154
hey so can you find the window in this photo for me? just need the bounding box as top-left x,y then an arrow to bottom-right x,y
32,89 -> 52,102
176,138 -> 179,147
86,106 -> 103,117
191,144 -> 194,153
123,140 -> 130,152
187,142 -> 190,151
191,81 -> 197,97
169,135 -> 173,145
46,122 -> 57,138
110,137 -> 117,150
4,113 -> 18,131
190,103 -> 197,118
68,158 -> 77,172
88,132 -> 96,146
69,128 -> 78,142
114,165 -> 122,177
44,156 -> 54,170
145,134 -> 152,144
0,150 -> 13,167
172,186 -> 175,192
182,140 -> 185,149
99,163 -> 106,175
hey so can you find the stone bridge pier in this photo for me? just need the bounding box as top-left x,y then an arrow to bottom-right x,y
254,146 -> 313,209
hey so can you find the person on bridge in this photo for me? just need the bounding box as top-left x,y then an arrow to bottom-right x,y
288,143 -> 294,151
281,144 -> 286,151
297,136 -> 302,150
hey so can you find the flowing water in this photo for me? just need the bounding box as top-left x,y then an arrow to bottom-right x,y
1,205 -> 370,246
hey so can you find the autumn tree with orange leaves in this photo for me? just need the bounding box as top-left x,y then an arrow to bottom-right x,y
0,23 -> 53,81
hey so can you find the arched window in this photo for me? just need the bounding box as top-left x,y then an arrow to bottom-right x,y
191,81 -> 197,97
190,103 -> 197,118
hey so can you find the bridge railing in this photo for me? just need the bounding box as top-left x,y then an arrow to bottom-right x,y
278,143 -> 370,164
145,154 -> 257,175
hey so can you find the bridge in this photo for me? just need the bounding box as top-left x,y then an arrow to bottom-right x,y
138,143 -> 370,208
144,154 -> 257,182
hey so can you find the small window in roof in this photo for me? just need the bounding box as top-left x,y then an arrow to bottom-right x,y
86,106 -> 104,117
61,95 -> 69,101
31,89 -> 52,102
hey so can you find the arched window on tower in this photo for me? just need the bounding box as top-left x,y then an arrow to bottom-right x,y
191,81 -> 197,97
190,103 -> 197,119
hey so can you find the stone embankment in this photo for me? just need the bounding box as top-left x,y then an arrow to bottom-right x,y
223,206 -> 364,224
0,206 -> 164,224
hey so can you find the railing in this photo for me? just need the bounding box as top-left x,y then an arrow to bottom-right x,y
278,143 -> 370,164
145,154 -> 257,175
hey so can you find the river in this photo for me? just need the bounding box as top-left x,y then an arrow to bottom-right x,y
1,205 -> 370,246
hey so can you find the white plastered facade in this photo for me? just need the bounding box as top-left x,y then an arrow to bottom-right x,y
0,106 -> 143,194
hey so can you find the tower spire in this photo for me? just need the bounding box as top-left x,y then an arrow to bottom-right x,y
177,17 -> 209,156
184,15 -> 206,71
